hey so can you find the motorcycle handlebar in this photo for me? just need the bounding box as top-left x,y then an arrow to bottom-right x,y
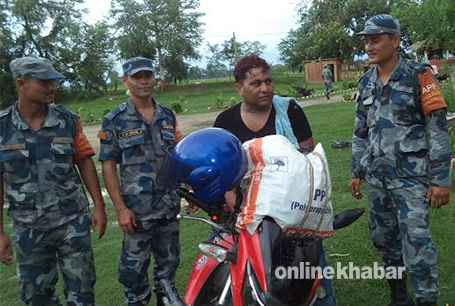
176,187 -> 213,213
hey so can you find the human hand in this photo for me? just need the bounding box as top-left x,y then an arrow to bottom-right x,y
0,233 -> 13,266
91,206 -> 107,239
117,207 -> 137,234
225,189 -> 237,212
426,186 -> 450,208
185,203 -> 198,214
349,178 -> 363,200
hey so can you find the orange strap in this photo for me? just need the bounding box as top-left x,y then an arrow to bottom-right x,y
419,67 -> 447,116
73,120 -> 95,163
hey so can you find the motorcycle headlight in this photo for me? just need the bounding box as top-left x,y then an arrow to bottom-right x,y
198,242 -> 228,263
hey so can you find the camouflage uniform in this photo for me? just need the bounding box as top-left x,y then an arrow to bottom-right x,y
99,99 -> 181,306
0,103 -> 96,306
322,67 -> 333,98
351,57 -> 451,302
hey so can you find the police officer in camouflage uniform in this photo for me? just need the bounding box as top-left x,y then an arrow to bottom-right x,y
99,57 -> 184,306
322,65 -> 333,99
0,56 -> 107,305
350,15 -> 451,306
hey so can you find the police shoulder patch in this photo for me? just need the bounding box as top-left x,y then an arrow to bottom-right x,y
98,130 -> 108,140
118,128 -> 143,139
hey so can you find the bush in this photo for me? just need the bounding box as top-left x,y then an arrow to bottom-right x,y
341,80 -> 357,90
213,93 -> 225,109
342,93 -> 354,102
171,101 -> 183,113
227,97 -> 238,108
287,86 -> 298,97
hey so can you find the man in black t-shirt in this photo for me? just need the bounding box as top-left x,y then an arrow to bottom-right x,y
213,55 -> 335,306
214,55 -> 314,150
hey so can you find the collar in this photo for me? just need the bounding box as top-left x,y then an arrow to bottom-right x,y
370,56 -> 403,87
389,56 -> 405,81
11,103 -> 60,131
125,98 -> 167,122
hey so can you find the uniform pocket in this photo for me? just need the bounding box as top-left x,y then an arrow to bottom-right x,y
392,86 -> 417,125
119,135 -> 154,194
0,149 -> 31,184
395,139 -> 428,177
119,135 -> 148,166
49,143 -> 74,178
361,91 -> 375,128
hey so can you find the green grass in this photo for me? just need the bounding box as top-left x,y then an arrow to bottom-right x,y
60,74 -> 349,124
441,82 -> 455,113
1,103 -> 455,306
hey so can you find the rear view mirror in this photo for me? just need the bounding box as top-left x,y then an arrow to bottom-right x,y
333,208 -> 365,230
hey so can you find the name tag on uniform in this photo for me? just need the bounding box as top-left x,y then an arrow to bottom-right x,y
118,128 -> 143,139
53,137 -> 73,144
162,124 -> 174,130
0,143 -> 26,151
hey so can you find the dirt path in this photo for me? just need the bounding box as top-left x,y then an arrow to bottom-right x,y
84,93 -> 347,154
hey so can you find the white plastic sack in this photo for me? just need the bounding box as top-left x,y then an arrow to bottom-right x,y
238,135 -> 334,239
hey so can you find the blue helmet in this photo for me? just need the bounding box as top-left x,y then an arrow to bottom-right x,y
168,128 -> 248,205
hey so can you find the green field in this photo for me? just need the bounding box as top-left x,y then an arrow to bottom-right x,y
1,100 -> 454,306
59,72 -> 356,124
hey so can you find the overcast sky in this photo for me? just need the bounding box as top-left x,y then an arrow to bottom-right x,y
83,0 -> 304,65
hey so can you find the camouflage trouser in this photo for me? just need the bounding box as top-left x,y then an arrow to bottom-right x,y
324,81 -> 332,95
366,182 -> 438,302
118,218 -> 180,306
11,214 -> 96,306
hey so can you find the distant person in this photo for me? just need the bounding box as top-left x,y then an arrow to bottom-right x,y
214,54 -> 336,306
322,65 -> 333,99
99,56 -> 184,306
350,14 -> 451,306
0,56 -> 106,305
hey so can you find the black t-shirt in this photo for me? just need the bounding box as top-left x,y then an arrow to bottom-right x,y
213,101 -> 312,143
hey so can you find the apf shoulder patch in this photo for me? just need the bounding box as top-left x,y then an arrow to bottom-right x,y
118,128 -> 143,139
419,67 -> 447,116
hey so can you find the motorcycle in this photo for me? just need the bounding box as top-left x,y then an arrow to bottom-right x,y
177,187 -> 365,306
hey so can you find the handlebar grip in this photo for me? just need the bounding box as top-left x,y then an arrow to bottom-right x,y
176,187 -> 211,213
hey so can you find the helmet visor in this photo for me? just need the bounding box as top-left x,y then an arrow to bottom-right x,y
155,146 -> 196,191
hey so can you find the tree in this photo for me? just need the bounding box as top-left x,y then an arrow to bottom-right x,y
0,0 -> 89,106
279,0 -> 391,70
76,22 -> 116,93
220,33 -> 266,73
188,65 -> 205,80
392,0 -> 455,53
9,0 -> 87,76
0,1 -> 19,107
111,0 -> 204,90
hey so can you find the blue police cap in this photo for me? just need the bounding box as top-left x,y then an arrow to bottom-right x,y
9,56 -> 64,79
122,57 -> 154,76
356,14 -> 401,36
